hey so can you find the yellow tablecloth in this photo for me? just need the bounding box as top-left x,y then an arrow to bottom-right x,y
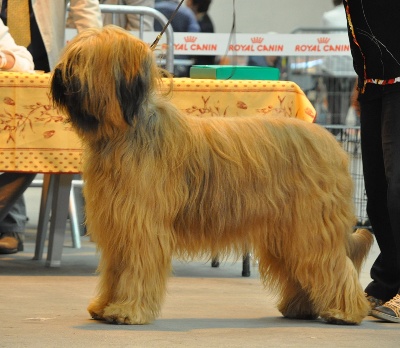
0,72 -> 315,173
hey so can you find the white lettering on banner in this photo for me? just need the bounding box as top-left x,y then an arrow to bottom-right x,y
65,29 -> 352,57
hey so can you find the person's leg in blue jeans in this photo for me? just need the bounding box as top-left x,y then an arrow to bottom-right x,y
0,173 -> 36,254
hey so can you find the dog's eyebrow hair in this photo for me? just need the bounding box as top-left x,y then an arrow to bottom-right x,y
150,0 -> 185,50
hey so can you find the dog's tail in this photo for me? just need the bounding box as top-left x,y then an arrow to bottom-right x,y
347,228 -> 374,274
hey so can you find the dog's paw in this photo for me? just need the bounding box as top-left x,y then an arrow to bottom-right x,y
324,316 -> 358,325
283,312 -> 319,320
87,300 -> 106,321
102,303 -> 154,325
279,300 -> 318,320
321,309 -> 363,325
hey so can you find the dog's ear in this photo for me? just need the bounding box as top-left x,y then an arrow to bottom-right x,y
50,68 -> 99,132
116,58 -> 153,126
116,72 -> 149,126
50,68 -> 68,108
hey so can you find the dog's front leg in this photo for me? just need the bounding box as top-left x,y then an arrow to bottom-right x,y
88,231 -> 173,325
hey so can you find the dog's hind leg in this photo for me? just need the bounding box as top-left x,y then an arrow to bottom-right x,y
318,256 -> 370,325
88,231 -> 174,325
292,250 -> 370,325
277,279 -> 319,320
257,232 -> 370,324
257,253 -> 318,320
318,229 -> 373,324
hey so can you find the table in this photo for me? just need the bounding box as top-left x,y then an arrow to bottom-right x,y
0,72 -> 316,266
0,73 -> 315,172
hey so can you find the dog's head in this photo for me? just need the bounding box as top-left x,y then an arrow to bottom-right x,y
50,25 -> 161,136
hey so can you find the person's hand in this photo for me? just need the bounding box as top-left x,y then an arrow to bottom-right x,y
0,50 -> 16,70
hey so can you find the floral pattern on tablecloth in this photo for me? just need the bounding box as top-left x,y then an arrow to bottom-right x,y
0,92 -> 69,144
167,78 -> 316,122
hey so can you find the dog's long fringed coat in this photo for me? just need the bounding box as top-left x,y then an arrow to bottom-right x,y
50,26 -> 373,325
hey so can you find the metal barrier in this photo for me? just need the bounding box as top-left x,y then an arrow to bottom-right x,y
69,4 -> 174,73
99,4 -> 174,73
323,125 -> 370,229
287,27 -> 356,126
284,28 -> 369,229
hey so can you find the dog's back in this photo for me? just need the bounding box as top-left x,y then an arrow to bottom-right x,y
162,114 -> 355,259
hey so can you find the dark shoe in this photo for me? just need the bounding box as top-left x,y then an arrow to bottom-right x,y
372,294 -> 400,323
365,293 -> 384,315
0,232 -> 24,254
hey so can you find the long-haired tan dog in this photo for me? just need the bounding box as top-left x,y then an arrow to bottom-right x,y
50,26 -> 373,325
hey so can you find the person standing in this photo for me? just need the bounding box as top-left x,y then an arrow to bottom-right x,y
343,0 -> 400,323
154,0 -> 199,76
100,0 -> 155,32
186,0 -> 215,66
322,0 -> 347,27
0,0 -> 102,72
0,0 -> 102,254
154,0 -> 199,32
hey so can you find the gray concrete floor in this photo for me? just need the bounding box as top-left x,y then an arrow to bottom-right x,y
0,185 -> 398,348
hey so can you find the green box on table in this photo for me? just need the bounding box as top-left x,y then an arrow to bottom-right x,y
189,65 -> 280,80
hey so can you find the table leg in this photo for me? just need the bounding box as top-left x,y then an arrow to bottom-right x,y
242,253 -> 251,277
33,174 -> 53,261
46,174 -> 73,267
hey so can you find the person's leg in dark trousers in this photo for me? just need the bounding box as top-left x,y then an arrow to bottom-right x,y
0,173 -> 36,254
361,90 -> 400,302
